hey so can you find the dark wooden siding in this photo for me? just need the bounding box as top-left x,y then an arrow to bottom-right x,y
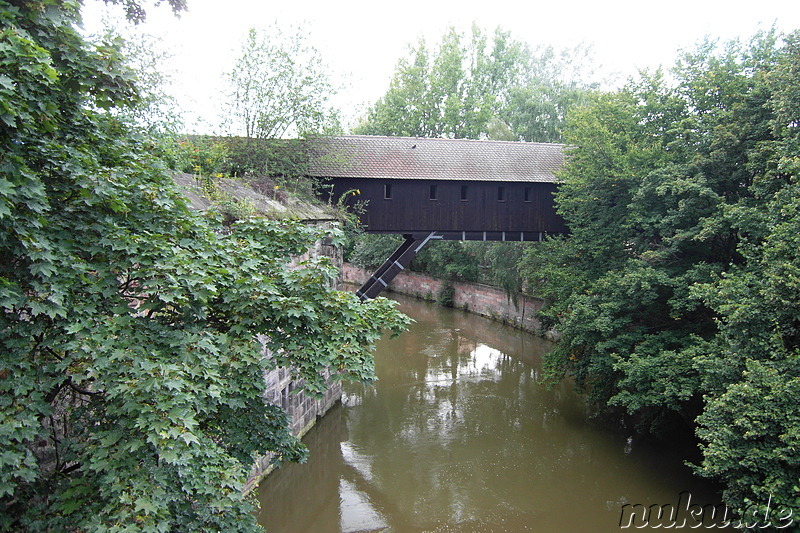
319,178 -> 567,235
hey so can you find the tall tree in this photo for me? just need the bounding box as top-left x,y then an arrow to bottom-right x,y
221,25 -> 341,139
520,29 -> 800,523
354,25 -> 598,142
691,30 -> 800,521
0,1 -> 407,531
353,26 -> 524,139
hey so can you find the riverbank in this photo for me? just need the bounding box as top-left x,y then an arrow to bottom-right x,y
341,263 -> 558,340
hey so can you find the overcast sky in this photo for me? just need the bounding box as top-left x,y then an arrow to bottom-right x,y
82,0 -> 800,134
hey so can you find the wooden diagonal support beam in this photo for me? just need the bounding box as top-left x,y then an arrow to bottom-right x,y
357,232 -> 441,300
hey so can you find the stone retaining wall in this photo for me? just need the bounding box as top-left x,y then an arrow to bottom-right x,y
244,359 -> 341,493
341,263 -> 549,335
244,238 -> 343,494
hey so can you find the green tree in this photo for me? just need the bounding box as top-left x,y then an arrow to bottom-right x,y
0,2 -> 408,531
690,30 -> 800,521
222,25 -> 341,139
414,240 -> 481,282
354,25 -> 598,142
474,242 -> 526,297
352,26 -> 512,138
524,31 -> 782,407
520,29 -> 800,520
347,233 -> 404,270
500,43 -> 599,143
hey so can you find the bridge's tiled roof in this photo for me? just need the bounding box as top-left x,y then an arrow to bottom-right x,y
306,135 -> 564,183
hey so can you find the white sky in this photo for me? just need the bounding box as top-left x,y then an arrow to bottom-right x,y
81,0 -> 800,134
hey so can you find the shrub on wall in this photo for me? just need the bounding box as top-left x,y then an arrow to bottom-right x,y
175,136 -> 308,180
436,281 -> 456,308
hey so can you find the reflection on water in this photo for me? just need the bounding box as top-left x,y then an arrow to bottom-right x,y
258,294 -> 728,532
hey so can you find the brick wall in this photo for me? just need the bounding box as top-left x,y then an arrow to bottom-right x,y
341,263 -> 551,336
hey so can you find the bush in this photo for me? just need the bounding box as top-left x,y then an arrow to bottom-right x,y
436,281 -> 456,307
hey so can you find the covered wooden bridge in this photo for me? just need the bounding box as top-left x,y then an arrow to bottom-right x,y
307,135 -> 567,299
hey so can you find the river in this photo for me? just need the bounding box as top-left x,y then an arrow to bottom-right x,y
257,293 -> 731,532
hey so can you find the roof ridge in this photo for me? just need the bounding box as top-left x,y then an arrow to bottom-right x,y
328,134 -> 565,148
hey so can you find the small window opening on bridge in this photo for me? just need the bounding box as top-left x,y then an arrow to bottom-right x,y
497,186 -> 505,201
429,184 -> 438,200
524,187 -> 531,202
460,185 -> 468,201
384,183 -> 392,199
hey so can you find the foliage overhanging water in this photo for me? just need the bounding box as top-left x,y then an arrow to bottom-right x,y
258,293 -> 729,532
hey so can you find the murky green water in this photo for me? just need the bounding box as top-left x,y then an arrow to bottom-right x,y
257,293 -> 730,532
